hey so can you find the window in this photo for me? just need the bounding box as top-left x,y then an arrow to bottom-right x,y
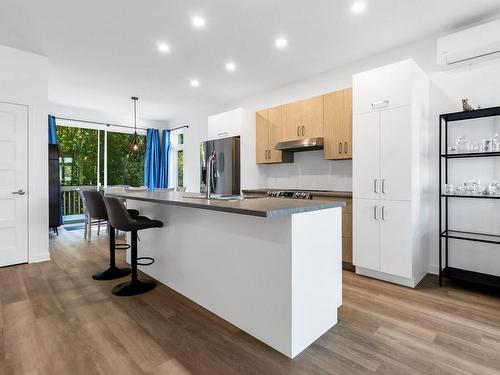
169,130 -> 184,188
56,122 -> 146,221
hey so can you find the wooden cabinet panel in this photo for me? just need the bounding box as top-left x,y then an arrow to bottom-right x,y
300,95 -> 324,138
282,101 -> 301,141
256,110 -> 269,164
267,106 -> 283,163
324,88 -> 352,160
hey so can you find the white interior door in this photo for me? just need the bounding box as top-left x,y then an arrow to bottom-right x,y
380,200 -> 412,278
380,106 -> 412,201
352,198 -> 380,271
353,112 -> 380,199
0,102 -> 28,267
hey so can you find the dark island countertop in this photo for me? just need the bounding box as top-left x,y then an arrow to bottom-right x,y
106,191 -> 345,218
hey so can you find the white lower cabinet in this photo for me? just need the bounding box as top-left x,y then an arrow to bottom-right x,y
353,198 -> 380,271
353,199 -> 413,283
379,200 -> 412,279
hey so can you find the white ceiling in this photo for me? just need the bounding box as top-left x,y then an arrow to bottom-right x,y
1,0 -> 500,121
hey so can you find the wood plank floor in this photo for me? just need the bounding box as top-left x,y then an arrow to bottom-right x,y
1,228 -> 500,375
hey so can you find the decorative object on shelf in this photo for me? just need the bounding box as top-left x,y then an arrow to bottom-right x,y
443,179 -> 500,196
462,98 -> 475,112
123,96 -> 146,157
448,133 -> 500,155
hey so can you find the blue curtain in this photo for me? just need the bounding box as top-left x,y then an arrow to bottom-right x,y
48,115 -> 57,144
158,129 -> 170,188
144,129 -> 161,191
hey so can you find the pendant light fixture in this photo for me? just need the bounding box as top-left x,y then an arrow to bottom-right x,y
123,96 -> 145,157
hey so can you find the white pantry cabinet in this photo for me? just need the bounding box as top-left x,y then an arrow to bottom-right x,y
207,108 -> 252,140
352,59 -> 429,288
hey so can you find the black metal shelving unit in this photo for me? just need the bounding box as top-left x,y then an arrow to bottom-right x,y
439,106 -> 500,288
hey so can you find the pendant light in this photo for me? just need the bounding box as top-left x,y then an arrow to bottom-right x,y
123,96 -> 145,157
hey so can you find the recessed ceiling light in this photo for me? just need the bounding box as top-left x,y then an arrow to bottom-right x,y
275,37 -> 288,49
192,16 -> 206,28
351,1 -> 366,14
190,79 -> 200,87
157,43 -> 170,53
225,62 -> 236,72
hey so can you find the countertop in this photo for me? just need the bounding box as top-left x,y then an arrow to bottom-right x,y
106,191 -> 346,218
242,189 -> 352,199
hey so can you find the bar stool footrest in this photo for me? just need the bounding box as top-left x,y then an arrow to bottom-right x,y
92,266 -> 132,280
114,243 -> 130,250
137,257 -> 155,266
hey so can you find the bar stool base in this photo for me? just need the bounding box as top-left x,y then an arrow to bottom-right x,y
92,266 -> 131,280
112,279 -> 156,296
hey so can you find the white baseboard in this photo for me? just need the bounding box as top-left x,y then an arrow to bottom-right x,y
356,267 -> 425,288
29,253 -> 51,263
427,264 -> 439,275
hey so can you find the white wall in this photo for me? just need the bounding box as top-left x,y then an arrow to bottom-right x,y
49,102 -> 169,131
0,44 -> 49,263
171,35 -> 500,276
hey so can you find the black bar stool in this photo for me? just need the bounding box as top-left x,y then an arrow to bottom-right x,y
83,190 -> 138,280
103,196 -> 163,296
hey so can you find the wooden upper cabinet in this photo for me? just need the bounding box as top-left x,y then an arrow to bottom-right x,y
324,88 -> 353,160
256,110 -> 269,164
282,101 -> 301,141
256,107 -> 293,164
300,95 -> 324,139
267,106 -> 284,163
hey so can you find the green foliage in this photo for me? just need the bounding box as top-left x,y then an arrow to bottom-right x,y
56,125 -> 145,187
177,150 -> 184,187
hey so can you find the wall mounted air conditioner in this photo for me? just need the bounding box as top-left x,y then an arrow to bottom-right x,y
437,18 -> 500,66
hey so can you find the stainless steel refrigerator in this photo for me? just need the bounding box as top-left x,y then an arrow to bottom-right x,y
200,136 -> 240,196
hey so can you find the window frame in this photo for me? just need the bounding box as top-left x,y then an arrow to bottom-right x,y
169,129 -> 185,188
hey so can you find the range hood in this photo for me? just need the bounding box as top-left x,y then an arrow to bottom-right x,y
275,137 -> 324,152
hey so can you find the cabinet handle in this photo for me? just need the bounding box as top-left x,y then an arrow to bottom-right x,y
381,206 -> 386,221
268,150 -> 271,159
344,142 -> 348,154
302,126 -> 305,136
338,142 -> 342,154
382,179 -> 386,194
373,206 -> 378,220
297,126 -> 300,136
265,150 -> 268,160
371,100 -> 389,109
373,179 -> 378,194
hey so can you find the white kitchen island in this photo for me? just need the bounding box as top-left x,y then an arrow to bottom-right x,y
107,191 -> 344,358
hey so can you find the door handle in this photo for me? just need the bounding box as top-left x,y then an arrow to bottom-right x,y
382,179 -> 386,194
297,126 -> 300,136
302,126 -> 305,136
371,100 -> 389,109
373,179 -> 378,194
268,150 -> 271,159
12,189 -> 26,195
381,206 -> 386,221
344,142 -> 348,154
373,205 -> 378,220
338,142 -> 342,154
265,149 -> 268,160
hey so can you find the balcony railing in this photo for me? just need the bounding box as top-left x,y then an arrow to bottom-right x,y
60,185 -> 97,217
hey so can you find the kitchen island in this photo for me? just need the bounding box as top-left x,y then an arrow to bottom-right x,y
107,191 -> 345,358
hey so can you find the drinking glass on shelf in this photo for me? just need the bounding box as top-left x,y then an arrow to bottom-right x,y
444,184 -> 454,195
467,140 -> 480,153
456,135 -> 469,153
482,139 -> 492,152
